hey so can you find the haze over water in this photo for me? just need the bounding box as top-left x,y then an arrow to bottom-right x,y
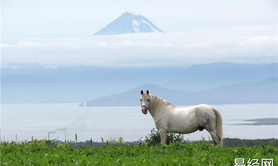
1,103 -> 277,142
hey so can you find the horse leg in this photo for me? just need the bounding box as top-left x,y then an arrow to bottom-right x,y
203,120 -> 221,145
159,129 -> 167,144
208,129 -> 221,146
201,109 -> 222,146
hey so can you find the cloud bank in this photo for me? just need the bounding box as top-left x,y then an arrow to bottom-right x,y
2,27 -> 277,68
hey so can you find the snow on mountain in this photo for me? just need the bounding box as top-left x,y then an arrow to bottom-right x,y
93,12 -> 164,35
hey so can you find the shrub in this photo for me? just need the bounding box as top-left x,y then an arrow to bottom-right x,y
141,128 -> 184,146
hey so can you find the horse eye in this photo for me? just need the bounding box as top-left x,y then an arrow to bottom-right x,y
147,99 -> 150,102
140,99 -> 142,101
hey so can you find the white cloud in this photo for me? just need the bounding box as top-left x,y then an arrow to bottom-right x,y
2,27 -> 278,68
245,36 -> 278,45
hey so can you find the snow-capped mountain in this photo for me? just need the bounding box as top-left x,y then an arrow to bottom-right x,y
93,12 -> 164,35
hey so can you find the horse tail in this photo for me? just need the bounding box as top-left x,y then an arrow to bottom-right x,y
213,108 -> 223,146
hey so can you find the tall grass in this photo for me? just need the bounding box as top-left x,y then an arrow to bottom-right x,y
1,136 -> 277,166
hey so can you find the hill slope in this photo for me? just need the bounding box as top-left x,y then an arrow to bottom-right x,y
85,78 -> 278,106
2,62 -> 277,104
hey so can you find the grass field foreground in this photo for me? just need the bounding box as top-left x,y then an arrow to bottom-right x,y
1,139 -> 277,166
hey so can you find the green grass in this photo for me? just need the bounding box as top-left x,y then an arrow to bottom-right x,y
1,139 -> 277,166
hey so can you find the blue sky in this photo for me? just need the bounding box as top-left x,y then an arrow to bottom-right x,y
1,0 -> 278,67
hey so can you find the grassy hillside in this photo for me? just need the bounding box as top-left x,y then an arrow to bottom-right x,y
1,139 -> 277,166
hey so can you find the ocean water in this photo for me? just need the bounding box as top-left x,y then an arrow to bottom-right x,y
1,103 -> 278,142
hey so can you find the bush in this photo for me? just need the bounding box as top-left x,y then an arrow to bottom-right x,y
140,128 -> 184,146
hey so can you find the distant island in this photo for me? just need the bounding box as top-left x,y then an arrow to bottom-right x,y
236,118 -> 278,126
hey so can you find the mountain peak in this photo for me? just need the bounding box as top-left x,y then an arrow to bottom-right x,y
121,11 -> 136,17
93,12 -> 164,35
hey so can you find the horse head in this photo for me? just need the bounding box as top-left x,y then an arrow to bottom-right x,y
140,90 -> 150,115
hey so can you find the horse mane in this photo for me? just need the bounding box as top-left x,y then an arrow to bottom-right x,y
150,94 -> 175,108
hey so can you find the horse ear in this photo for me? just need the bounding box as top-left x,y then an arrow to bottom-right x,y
141,90 -> 143,95
146,90 -> 149,95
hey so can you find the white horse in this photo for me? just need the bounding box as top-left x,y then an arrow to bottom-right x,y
140,90 -> 223,146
